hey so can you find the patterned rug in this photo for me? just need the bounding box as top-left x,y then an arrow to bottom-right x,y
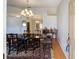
7,43 -> 55,59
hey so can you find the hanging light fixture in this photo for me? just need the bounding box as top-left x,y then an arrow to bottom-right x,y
21,0 -> 34,17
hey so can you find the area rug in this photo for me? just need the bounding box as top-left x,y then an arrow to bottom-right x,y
7,44 -> 55,59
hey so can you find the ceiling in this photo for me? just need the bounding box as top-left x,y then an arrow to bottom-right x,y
7,0 -> 62,17
7,0 -> 62,8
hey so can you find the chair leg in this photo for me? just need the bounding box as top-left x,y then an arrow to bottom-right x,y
8,45 -> 10,55
32,49 -> 34,59
16,44 -> 18,54
25,44 -> 27,53
8,49 -> 10,55
25,48 -> 27,53
16,49 -> 18,54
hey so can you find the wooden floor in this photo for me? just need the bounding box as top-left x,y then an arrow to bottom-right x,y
52,39 -> 66,59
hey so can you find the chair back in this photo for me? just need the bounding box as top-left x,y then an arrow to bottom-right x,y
7,33 -> 18,45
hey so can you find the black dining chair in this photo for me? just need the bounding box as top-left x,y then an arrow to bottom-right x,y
23,34 -> 29,53
7,33 -> 18,54
34,35 -> 40,49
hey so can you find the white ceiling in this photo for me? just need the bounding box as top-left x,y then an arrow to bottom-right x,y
7,0 -> 62,17
7,0 -> 62,8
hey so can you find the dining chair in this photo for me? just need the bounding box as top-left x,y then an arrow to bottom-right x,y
7,33 -> 18,54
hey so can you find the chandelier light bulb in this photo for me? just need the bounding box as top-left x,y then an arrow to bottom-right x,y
21,10 -> 24,15
29,10 -> 32,13
24,13 -> 26,16
25,9 -> 28,12
29,10 -> 33,16
26,11 -> 29,15
31,13 -> 33,16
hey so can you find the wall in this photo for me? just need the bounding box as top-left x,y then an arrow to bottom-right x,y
57,0 -> 68,58
43,16 -> 57,29
7,16 -> 27,34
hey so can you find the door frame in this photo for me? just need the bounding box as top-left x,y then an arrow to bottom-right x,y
68,0 -> 75,59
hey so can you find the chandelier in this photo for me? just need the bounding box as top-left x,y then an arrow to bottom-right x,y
21,0 -> 34,17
